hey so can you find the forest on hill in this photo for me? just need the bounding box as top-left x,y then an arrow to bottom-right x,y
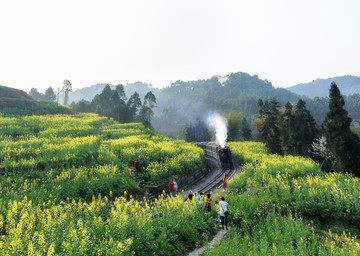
287,75 -> 360,98
54,72 -> 360,138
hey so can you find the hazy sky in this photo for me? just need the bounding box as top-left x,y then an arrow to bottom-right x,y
1,0 -> 359,93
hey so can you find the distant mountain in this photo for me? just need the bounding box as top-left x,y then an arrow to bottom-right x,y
287,75 -> 360,98
65,82 -> 160,103
153,72 -> 301,138
0,85 -> 32,99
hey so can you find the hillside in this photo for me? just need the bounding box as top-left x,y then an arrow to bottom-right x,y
0,85 -> 72,116
1,113 -> 360,254
0,85 -> 32,99
154,72 -> 300,137
287,75 -> 360,98
0,114 -> 210,255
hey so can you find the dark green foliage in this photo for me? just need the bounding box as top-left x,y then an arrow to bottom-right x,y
292,99 -> 318,157
185,119 -> 212,142
240,118 -> 252,141
226,111 -> 242,141
0,98 -> 72,116
257,99 -> 283,155
138,91 -> 157,129
280,102 -> 296,155
155,72 -> 300,138
80,84 -> 157,126
29,88 -> 45,100
44,87 -> 56,101
126,92 -> 142,122
0,85 -> 31,99
324,82 -> 360,176
71,99 -> 95,113
258,99 -> 318,157
302,94 -> 360,124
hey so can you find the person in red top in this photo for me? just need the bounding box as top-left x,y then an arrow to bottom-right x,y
223,173 -> 227,190
169,179 -> 174,195
134,159 -> 140,178
205,193 -> 212,212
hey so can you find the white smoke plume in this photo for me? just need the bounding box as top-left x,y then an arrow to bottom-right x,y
207,113 -> 228,147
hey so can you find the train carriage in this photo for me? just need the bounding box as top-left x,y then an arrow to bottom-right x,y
194,142 -> 234,170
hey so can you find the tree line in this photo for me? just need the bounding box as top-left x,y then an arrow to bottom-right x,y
71,84 -> 157,128
256,82 -> 360,177
28,81 -> 157,129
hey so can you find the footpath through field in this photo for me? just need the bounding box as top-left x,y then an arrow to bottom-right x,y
183,157 -> 242,255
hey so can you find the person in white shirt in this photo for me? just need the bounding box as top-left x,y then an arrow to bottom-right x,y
219,195 -> 229,230
173,179 -> 178,196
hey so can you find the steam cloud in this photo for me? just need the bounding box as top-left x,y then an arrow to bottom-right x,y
207,113 -> 228,147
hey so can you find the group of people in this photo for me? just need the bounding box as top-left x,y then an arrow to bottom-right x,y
187,191 -> 229,230
168,179 -> 178,196
136,158 -> 229,230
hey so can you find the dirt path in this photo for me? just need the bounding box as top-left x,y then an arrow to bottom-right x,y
187,228 -> 230,256
186,180 -> 250,256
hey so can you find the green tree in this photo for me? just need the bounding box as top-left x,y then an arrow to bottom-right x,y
324,82 -> 360,175
71,99 -> 94,113
62,80 -> 72,105
240,117 -> 252,141
257,98 -> 282,155
97,84 -> 113,117
126,92 -> 142,122
44,87 -> 56,101
280,102 -> 296,155
29,88 -> 44,100
138,91 -> 157,128
226,111 -> 242,141
292,99 -> 318,157
114,84 -> 127,123
185,119 -> 212,142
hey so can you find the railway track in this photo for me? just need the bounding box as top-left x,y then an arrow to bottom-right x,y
193,157 -> 239,195
181,156 -> 240,199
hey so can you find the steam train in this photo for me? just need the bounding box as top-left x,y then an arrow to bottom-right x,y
194,142 -> 234,170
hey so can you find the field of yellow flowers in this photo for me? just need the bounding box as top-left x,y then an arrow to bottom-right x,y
205,142 -> 360,255
0,113 -> 212,255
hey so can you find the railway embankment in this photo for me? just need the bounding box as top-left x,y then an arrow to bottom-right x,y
144,156 -> 240,201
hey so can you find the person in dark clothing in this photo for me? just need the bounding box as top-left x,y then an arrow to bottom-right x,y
188,191 -> 194,200
134,159 -> 140,178
139,179 -> 145,188
205,193 -> 212,212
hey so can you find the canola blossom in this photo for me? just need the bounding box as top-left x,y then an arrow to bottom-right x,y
0,114 -> 212,255
205,141 -> 360,255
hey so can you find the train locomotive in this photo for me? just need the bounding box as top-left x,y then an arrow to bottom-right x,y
194,142 -> 234,170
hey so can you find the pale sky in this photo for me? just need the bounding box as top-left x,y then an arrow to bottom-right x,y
0,0 -> 359,93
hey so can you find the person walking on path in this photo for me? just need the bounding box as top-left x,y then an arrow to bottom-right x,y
134,159 -> 140,178
196,192 -> 204,202
223,173 -> 227,190
173,179 -> 178,196
205,193 -> 212,212
169,179 -> 174,195
219,196 -> 229,230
